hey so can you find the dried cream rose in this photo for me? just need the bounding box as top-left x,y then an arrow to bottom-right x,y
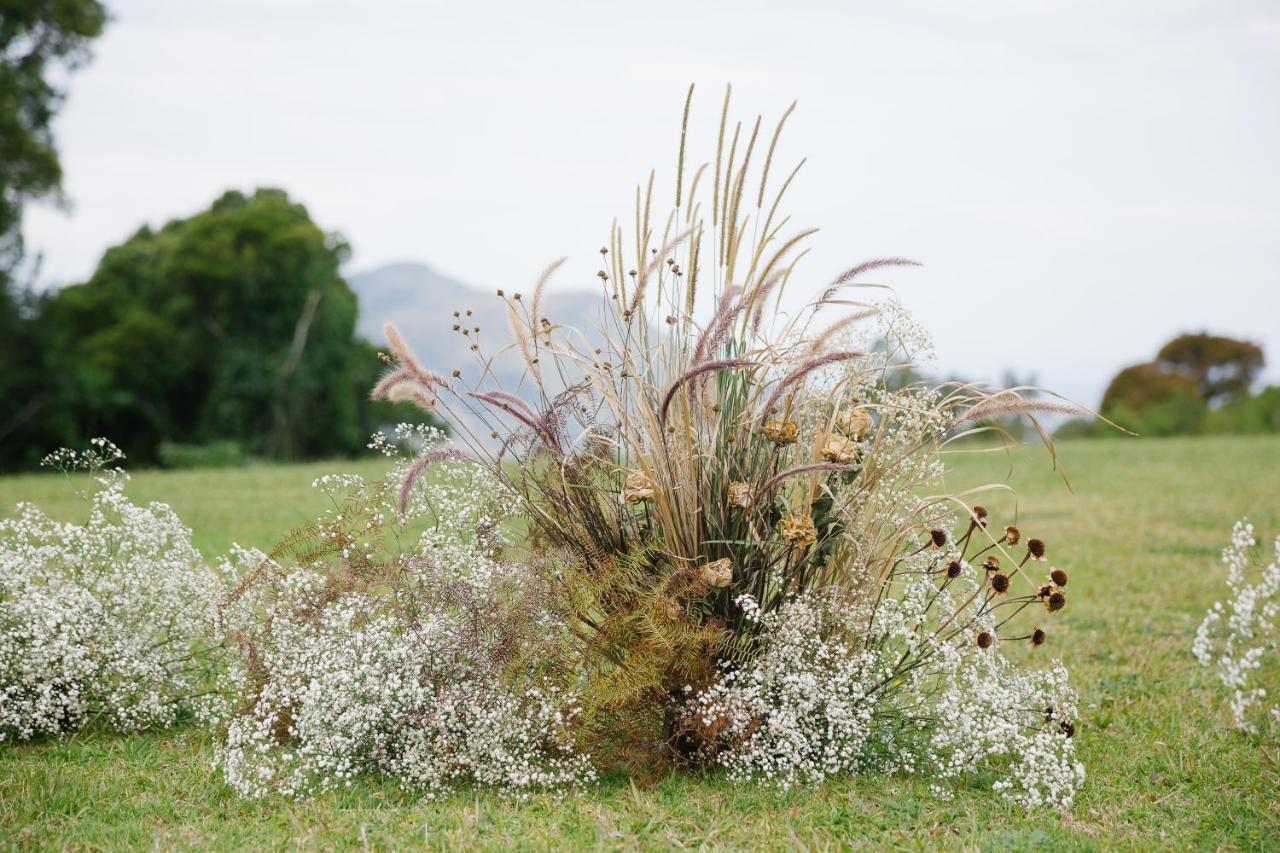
620,470 -> 656,504
700,557 -> 733,588
761,417 -> 799,446
820,434 -> 859,464
727,481 -> 752,508
779,514 -> 817,546
834,407 -> 874,440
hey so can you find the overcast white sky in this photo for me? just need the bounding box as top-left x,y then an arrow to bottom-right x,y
23,0 -> 1280,406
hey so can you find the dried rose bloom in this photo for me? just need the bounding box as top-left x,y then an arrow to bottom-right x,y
700,557 -> 733,588
727,481 -> 752,509
820,434 -> 859,464
761,417 -> 799,446
834,408 -> 874,440
621,470 -> 657,504
780,514 -> 818,546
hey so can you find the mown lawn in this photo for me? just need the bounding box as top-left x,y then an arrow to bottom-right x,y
2,436 -> 1279,849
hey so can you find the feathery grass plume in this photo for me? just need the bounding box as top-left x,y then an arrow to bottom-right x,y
955,396 -> 1088,426
659,358 -> 758,425
675,83 -> 694,209
397,446 -> 469,512
691,285 -> 744,366
382,323 -> 449,389
817,257 -> 921,305
757,100 -> 796,208
759,350 -> 866,419
531,256 -> 567,333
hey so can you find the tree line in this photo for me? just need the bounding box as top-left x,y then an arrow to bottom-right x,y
1058,333 -> 1276,438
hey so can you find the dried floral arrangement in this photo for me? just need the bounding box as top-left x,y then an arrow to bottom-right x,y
1194,520 -> 1279,736
217,87 -> 1089,807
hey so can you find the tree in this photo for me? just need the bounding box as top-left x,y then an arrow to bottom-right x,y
0,1 -> 107,468
1,0 -> 108,278
41,188 -> 437,464
1155,333 -> 1264,406
1100,362 -> 1201,414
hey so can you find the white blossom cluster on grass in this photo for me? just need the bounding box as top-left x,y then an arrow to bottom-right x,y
0,440 -> 224,741
215,448 -> 594,799
686,564 -> 1084,809
1193,520 -> 1280,735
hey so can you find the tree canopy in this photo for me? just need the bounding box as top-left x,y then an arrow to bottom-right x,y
2,188 -> 441,469
1070,332 -> 1275,439
1,0 -> 107,275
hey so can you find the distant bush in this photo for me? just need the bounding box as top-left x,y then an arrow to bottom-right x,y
1065,332 -> 1273,439
157,440 -> 249,469
1206,387 -> 1280,435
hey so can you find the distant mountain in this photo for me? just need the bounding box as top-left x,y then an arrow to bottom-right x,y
347,261 -> 603,400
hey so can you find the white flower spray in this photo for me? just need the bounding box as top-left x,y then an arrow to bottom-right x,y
0,440 -> 225,741
1193,520 -> 1280,735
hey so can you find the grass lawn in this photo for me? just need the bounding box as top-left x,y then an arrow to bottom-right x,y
2,436 -> 1279,849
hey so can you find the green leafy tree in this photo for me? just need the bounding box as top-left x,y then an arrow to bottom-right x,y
0,0 -> 107,469
43,188 -> 436,463
1,0 -> 107,275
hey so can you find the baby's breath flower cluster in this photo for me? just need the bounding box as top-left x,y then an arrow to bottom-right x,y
1193,520 -> 1280,735
214,448 -> 594,799
0,441 -> 224,741
684,522 -> 1084,809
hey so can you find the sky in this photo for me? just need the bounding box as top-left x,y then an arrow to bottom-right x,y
22,0 -> 1280,407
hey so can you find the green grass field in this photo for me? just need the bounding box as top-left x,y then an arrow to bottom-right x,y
2,436 -> 1279,849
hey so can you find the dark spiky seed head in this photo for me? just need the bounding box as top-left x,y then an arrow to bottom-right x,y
496,288 -> 504,296
1060,721 -> 1075,738
1005,526 -> 1021,545
946,560 -> 962,579
990,572 -> 1010,594
930,528 -> 947,548
983,555 -> 1000,572
976,631 -> 994,649
1050,568 -> 1068,587
1028,538 -> 1046,558
1031,627 -> 1046,646
599,246 -> 608,254
1047,591 -> 1066,612
1038,584 -> 1052,598
451,369 -> 461,378
973,506 -> 988,525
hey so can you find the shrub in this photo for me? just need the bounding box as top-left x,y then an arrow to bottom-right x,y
157,440 -> 248,469
0,440 -> 225,741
